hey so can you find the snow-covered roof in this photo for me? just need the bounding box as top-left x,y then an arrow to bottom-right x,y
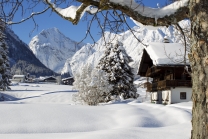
145,42 -> 189,65
13,75 -> 25,78
62,77 -> 74,81
39,76 -> 56,80
44,76 -> 56,79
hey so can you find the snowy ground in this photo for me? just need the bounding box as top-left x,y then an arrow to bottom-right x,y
0,83 -> 192,139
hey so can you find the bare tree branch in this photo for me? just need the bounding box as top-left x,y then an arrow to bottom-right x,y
7,7 -> 50,25
76,0 -> 189,26
42,0 -> 189,26
176,23 -> 191,75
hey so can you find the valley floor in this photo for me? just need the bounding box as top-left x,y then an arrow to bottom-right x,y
0,83 -> 192,139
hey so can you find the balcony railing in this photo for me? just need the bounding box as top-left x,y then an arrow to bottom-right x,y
146,80 -> 192,92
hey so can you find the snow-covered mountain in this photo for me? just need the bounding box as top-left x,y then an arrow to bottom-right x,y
68,19 -> 190,76
29,28 -> 84,74
5,28 -> 55,76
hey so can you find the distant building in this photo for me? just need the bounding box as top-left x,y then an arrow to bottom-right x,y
12,75 -> 26,83
62,77 -> 74,85
27,74 -> 36,82
43,76 -> 57,83
138,41 -> 192,104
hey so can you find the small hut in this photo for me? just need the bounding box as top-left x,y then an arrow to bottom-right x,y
62,77 -> 74,85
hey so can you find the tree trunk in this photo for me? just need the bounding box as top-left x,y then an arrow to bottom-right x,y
189,0 -> 208,138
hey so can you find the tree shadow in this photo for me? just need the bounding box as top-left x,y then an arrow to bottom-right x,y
9,90 -> 45,92
1,90 -> 78,102
1,93 -> 41,101
42,90 -> 77,96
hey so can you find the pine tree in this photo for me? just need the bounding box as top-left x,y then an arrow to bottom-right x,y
97,41 -> 138,101
0,22 -> 11,91
73,42 -> 138,105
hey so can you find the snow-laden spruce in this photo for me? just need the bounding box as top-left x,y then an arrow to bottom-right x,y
73,41 -> 138,105
0,26 -> 11,92
97,41 -> 138,101
73,64 -> 113,105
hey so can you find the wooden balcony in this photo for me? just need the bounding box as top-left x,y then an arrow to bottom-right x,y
146,80 -> 192,92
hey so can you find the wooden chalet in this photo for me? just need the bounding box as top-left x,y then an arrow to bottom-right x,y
138,40 -> 192,104
62,77 -> 74,85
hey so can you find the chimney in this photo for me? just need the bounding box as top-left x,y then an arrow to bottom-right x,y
163,36 -> 170,43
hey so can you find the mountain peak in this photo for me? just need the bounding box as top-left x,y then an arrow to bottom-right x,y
38,27 -> 63,39
4,28 -> 55,76
29,28 -> 85,74
41,27 -> 59,33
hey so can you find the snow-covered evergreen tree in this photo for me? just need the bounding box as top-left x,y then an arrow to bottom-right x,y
73,41 -> 138,105
0,22 -> 11,91
97,41 -> 138,101
73,64 -> 113,105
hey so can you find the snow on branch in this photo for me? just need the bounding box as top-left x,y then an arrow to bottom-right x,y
45,0 -> 99,25
110,0 -> 189,19
107,0 -> 189,26
45,0 -> 189,26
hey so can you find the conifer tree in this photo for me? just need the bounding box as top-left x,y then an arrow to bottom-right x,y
97,41 -> 138,101
73,41 -> 139,105
0,21 -> 11,91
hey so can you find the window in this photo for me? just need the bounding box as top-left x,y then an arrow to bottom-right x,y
180,92 -> 186,99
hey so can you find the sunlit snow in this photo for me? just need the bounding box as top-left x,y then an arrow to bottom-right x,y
146,42 -> 189,65
0,83 -> 192,139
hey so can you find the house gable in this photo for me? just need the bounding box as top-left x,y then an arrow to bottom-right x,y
138,49 -> 153,76
138,42 -> 190,78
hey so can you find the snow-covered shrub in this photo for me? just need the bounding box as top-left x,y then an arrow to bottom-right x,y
97,41 -> 139,102
87,68 -> 113,104
73,64 -> 92,104
73,64 -> 113,105
56,76 -> 62,85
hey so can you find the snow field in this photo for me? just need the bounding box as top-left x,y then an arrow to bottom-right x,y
0,83 -> 192,139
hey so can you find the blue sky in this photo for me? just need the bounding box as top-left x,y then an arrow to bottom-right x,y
10,0 -> 168,44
